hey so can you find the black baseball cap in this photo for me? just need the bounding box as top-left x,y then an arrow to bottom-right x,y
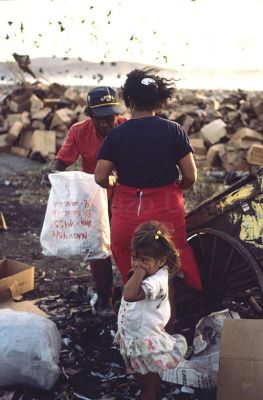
85,86 -> 122,117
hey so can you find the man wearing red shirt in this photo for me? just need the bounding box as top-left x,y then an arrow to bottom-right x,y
43,86 -> 126,318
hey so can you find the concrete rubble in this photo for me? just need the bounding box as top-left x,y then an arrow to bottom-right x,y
0,82 -> 262,171
168,90 -> 263,172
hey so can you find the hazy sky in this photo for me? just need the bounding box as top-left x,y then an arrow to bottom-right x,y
0,0 -> 263,72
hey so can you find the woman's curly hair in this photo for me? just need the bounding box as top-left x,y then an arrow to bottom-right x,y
121,67 -> 176,111
131,220 -> 181,278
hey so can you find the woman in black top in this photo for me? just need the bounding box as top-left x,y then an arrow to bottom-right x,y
95,68 -> 201,291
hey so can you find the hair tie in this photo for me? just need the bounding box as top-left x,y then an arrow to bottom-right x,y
141,78 -> 158,87
154,230 -> 162,240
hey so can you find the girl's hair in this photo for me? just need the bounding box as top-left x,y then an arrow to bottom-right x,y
131,220 -> 180,277
121,67 -> 176,111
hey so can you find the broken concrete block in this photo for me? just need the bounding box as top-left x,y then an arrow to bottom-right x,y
49,82 -> 67,97
221,145 -> 249,171
43,98 -> 60,106
50,108 -> 75,129
219,103 -> 237,112
249,118 -> 263,131
54,123 -> 68,132
0,122 -> 8,134
74,104 -> 86,117
30,94 -> 44,113
247,144 -> 263,166
201,119 -> 227,145
193,154 -> 208,169
0,134 -> 11,152
7,112 -> 30,128
190,138 -> 207,156
74,105 -> 86,122
250,96 -> 263,121
11,146 -> 30,157
78,91 -> 88,106
182,115 -> 195,134
56,130 -> 66,139
21,111 -> 31,127
205,98 -> 220,114
181,104 -> 199,114
206,143 -> 226,167
169,110 -> 184,121
231,127 -> 262,149
64,88 -> 79,102
31,107 -> 52,121
225,111 -> 239,123
31,130 -> 56,157
32,120 -> 46,130
19,130 -> 33,149
5,121 -> 24,144
8,98 -> 31,113
8,88 -> 32,112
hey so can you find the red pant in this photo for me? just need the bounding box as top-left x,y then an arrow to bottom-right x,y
111,184 -> 202,290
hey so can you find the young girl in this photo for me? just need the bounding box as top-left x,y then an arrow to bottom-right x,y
114,220 -> 187,400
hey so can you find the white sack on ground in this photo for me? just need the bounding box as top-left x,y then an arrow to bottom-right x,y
0,309 -> 61,390
40,171 -> 111,259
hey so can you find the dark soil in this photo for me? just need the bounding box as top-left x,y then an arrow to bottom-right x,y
0,154 -> 219,400
1,153 -> 257,400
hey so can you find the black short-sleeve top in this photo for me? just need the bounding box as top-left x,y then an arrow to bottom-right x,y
97,116 -> 194,188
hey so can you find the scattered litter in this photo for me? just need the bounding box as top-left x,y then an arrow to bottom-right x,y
0,212 -> 8,230
181,386 -> 195,394
73,393 -> 93,400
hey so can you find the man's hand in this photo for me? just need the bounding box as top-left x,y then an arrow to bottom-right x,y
41,159 -> 66,186
41,167 -> 56,186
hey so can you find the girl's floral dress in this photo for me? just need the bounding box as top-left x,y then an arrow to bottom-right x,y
115,266 -> 187,375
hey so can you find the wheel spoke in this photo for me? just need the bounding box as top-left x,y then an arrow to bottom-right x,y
197,233 -> 206,259
207,235 -> 218,286
221,246 -> 234,276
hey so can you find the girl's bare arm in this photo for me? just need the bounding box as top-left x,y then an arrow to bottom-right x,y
123,268 -> 146,302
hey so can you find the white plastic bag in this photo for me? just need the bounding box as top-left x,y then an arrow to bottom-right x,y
40,171 -> 111,259
0,309 -> 61,390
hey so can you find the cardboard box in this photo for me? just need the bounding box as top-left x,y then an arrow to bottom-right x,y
0,299 -> 47,317
217,319 -> 263,400
0,258 -> 34,296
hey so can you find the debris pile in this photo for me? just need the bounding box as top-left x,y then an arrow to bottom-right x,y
0,283 -> 260,400
0,159 -> 262,399
0,82 -> 262,170
166,89 -> 263,172
0,81 -> 87,162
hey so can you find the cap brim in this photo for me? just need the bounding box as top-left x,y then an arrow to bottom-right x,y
90,105 -> 123,117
